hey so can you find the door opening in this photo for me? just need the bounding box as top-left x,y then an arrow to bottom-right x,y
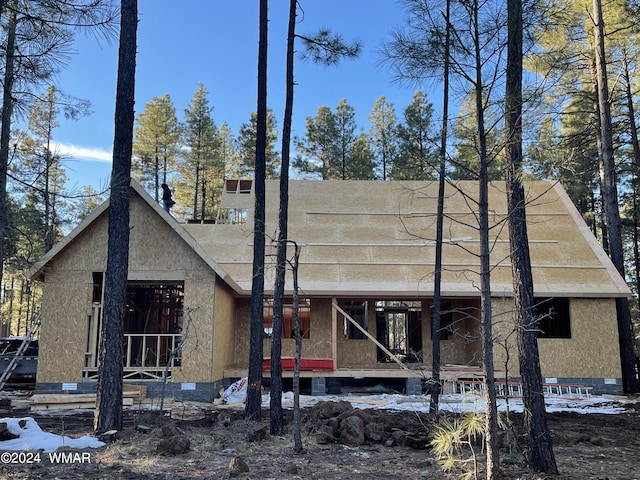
375,300 -> 422,363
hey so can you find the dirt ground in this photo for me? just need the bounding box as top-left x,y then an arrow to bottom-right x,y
0,396 -> 639,480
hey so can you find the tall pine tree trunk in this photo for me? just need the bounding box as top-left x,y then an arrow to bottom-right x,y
270,0 -> 297,435
193,161 -> 200,220
471,0 -> 499,476
621,53 -> 640,322
505,0 -> 558,472
291,243 -> 303,452
0,4 -> 16,332
94,0 -> 138,434
430,0 -> 450,415
244,0 -> 268,421
592,0 -> 638,394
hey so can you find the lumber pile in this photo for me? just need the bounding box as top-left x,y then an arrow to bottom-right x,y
29,385 -> 147,411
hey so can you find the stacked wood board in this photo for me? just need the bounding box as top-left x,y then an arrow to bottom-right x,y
29,385 -> 147,411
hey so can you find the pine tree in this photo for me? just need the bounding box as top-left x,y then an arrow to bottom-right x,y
177,83 -> 221,220
391,91 -> 438,180
237,109 -> 279,179
244,0 -> 268,422
368,96 -> 399,180
2,195 -> 44,336
0,1 -> 116,319
591,0 -> 638,394
294,105 -> 339,179
16,86 -> 71,252
334,99 -> 358,179
450,93 -> 504,181
296,99 -> 372,180
506,0 -> 558,472
132,94 -> 181,201
94,0 -> 137,435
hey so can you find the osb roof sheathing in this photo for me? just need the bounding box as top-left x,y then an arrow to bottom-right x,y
28,181 -> 240,292
184,179 -> 630,298
30,179 -> 630,300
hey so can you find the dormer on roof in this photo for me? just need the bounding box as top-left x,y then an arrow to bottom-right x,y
215,179 -> 254,224
223,179 -> 253,194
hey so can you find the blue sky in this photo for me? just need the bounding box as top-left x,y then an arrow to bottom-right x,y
52,1 -> 437,192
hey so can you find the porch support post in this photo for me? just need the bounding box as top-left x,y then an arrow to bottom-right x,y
331,297 -> 338,369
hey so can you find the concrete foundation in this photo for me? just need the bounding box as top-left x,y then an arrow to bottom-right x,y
34,380 -> 228,403
311,377 -> 326,396
405,377 -> 422,395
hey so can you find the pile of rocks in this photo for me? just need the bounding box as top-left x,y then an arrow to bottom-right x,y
302,400 -> 431,449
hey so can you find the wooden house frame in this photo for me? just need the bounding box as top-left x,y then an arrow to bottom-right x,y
29,179 -> 629,400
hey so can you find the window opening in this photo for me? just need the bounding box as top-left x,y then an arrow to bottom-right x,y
85,281 -> 184,377
263,298 -> 310,339
86,273 -> 105,370
340,300 -> 368,339
216,207 -> 249,224
535,298 -> 571,338
124,283 -> 184,368
92,272 -> 104,303
224,179 -> 253,193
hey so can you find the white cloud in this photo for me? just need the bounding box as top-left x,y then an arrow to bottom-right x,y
54,142 -> 113,163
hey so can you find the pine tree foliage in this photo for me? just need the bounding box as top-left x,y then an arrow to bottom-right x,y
368,96 -> 399,180
450,93 -> 504,181
14,86 -> 71,252
132,94 -> 181,201
0,0 -> 117,331
1,197 -> 43,336
175,83 -> 222,220
391,91 -> 438,180
295,99 -> 374,179
236,109 -> 280,179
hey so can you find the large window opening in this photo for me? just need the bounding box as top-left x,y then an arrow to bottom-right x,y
340,300 -> 368,339
124,283 -> 184,371
375,300 -> 422,363
124,283 -> 184,335
263,298 -> 310,339
535,297 -> 571,338
85,276 -> 184,380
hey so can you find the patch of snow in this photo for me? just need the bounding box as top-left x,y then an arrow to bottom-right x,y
0,417 -> 105,452
264,392 -> 633,415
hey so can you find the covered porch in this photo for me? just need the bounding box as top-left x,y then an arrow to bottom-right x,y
226,296 -> 490,394
83,279 -> 184,381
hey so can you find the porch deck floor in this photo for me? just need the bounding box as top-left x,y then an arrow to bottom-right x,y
223,364 -> 502,381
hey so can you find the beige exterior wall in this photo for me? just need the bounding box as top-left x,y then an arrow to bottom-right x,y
538,298 -> 621,378
491,296 -> 622,379
36,218 -> 110,383
430,298 -> 483,367
171,270 -> 217,383
335,298 -> 481,369
37,271 -> 92,383
234,300 -> 250,368
233,297 -> 334,369
336,298 -> 378,368
212,281 -> 236,379
491,297 -> 518,376
233,294 -> 621,380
